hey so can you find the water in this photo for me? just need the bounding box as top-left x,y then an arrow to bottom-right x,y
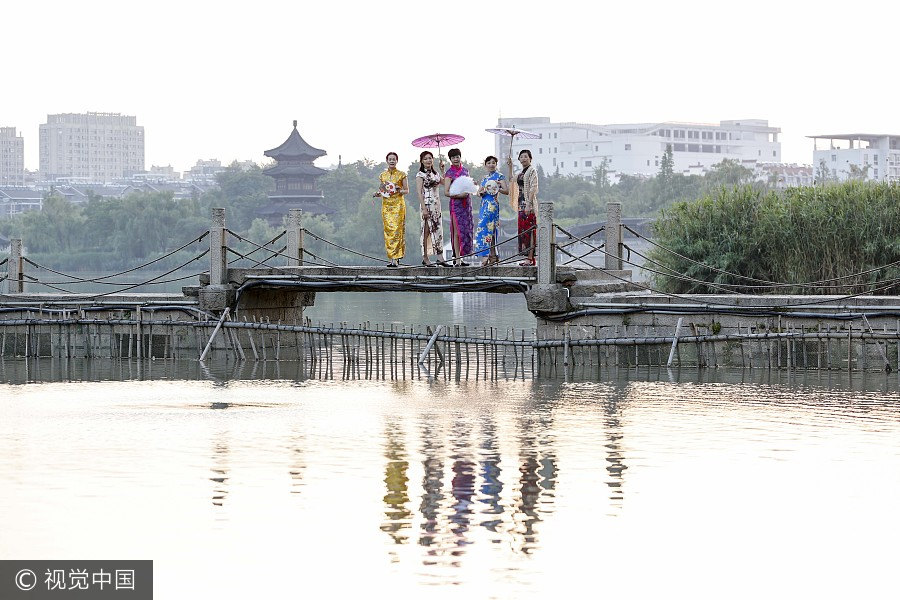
2,358 -> 900,599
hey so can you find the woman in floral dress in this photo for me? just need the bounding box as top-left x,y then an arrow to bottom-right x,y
474,155 -> 508,266
415,150 -> 445,267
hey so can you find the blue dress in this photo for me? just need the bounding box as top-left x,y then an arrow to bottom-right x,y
474,171 -> 505,258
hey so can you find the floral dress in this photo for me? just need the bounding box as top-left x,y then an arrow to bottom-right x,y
444,164 -> 474,257
379,168 -> 407,260
416,170 -> 444,260
475,171 -> 505,258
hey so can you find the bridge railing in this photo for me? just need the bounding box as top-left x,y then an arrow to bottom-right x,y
2,203 -> 633,296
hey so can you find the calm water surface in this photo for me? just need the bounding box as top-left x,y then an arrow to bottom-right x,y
2,359 -> 900,599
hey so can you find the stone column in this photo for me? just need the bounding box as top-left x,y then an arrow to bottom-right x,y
526,200 -> 568,313
605,202 -> 622,270
7,238 -> 22,294
537,200 -> 555,286
286,208 -> 303,267
199,208 -> 233,312
209,208 -> 226,286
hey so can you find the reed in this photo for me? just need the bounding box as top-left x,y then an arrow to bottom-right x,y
649,181 -> 900,294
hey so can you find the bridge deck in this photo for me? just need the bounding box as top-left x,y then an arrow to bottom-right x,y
198,265 -> 633,295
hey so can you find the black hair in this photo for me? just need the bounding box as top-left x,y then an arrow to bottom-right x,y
385,151 -> 398,161
484,155 -> 498,164
448,148 -> 461,159
518,149 -> 532,160
418,150 -> 437,174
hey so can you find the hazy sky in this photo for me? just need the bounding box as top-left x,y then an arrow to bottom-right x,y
4,0 -> 896,173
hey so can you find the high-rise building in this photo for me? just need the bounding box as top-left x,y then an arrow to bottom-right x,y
0,127 -> 25,186
39,112 -> 145,182
496,117 -> 781,180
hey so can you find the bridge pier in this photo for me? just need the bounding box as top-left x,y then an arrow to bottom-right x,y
526,200 -> 569,313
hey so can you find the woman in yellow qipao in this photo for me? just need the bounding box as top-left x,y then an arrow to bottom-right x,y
376,152 -> 409,267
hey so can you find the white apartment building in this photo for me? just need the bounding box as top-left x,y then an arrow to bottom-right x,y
39,112 -> 145,182
495,117 -> 781,180
810,133 -> 900,182
0,127 -> 25,186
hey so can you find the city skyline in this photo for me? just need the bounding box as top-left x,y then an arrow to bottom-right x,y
3,1 -> 898,175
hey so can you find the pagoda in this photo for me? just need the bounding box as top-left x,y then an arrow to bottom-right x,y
261,120 -> 329,222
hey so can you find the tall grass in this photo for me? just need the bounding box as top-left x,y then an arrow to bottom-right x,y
649,181 -> 900,295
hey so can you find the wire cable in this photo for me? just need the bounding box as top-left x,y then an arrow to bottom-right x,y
624,223 -> 900,288
22,231 -> 209,284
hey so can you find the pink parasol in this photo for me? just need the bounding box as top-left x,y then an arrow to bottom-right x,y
412,133 -> 465,165
485,127 -> 541,161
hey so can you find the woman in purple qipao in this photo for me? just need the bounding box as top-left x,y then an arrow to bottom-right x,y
442,147 -> 474,266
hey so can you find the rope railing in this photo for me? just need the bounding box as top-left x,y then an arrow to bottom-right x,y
225,229 -> 335,268
623,223 -> 900,289
623,242 -> 900,294
552,224 -> 608,268
301,229 -> 388,264
225,245 -> 288,270
555,223 -> 604,246
574,234 -> 900,309
20,250 -> 210,299
21,232 -> 209,286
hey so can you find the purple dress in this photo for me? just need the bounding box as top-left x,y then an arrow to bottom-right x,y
444,164 -> 474,256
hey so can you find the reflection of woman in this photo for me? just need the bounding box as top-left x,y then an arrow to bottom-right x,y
507,150 -> 538,266
475,155 -> 508,266
375,152 -> 409,267
415,151 -> 445,267
442,148 -> 474,266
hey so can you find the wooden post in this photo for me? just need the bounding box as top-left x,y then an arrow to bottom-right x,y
537,200 -> 555,286
605,202 -> 622,270
210,208 -> 227,286
286,208 -> 303,267
7,238 -> 23,294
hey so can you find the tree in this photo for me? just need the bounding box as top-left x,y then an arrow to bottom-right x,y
593,158 -> 611,191
659,144 -> 674,184
846,163 -> 870,181
815,159 -> 832,185
703,159 -> 754,190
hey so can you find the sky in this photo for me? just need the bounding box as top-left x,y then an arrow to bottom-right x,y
3,0 -> 897,174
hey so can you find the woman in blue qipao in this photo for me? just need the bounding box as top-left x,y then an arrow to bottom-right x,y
474,155 -> 508,266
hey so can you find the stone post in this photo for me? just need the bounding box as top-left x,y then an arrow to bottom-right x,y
209,208 -> 226,286
199,208 -> 233,312
286,208 -> 303,267
537,200 -> 555,286
605,202 -> 622,270
7,238 -> 23,294
526,200 -> 568,313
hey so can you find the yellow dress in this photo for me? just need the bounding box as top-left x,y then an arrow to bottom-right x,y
379,169 -> 407,260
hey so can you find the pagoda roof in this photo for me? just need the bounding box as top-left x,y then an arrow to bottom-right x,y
262,163 -> 328,177
264,121 -> 326,160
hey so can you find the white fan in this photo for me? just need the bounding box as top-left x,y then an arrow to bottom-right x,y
448,175 -> 478,197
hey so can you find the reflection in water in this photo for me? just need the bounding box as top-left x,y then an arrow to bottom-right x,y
288,433 -> 305,496
380,422 -> 411,550
5,360 -> 900,595
603,388 -> 628,513
477,419 -> 504,535
418,420 -> 443,556
210,439 -> 229,510
448,421 -> 475,555
516,408 -> 558,555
